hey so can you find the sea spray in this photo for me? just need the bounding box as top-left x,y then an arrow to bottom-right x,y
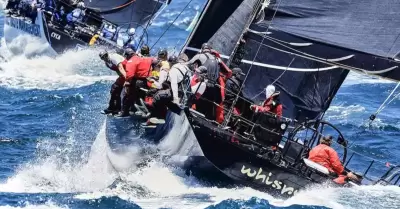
0,120 -> 118,193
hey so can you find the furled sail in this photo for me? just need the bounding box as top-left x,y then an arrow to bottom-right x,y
83,0 -> 170,27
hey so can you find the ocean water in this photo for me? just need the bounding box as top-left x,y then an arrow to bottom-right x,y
0,0 -> 399,209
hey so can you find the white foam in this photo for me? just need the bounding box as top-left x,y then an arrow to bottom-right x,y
0,120 -> 118,193
0,38 -> 116,90
343,72 -> 395,86
74,159 -> 400,209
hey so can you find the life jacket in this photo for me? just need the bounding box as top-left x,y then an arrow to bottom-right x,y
202,53 -> 220,82
190,74 -> 207,99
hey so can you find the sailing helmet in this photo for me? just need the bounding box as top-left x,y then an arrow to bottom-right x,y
128,28 -> 136,36
125,48 -> 136,59
140,45 -> 150,57
77,2 -> 85,9
201,43 -> 212,53
232,67 -> 245,79
168,55 -> 178,65
158,49 -> 168,60
265,85 -> 276,99
99,51 -> 108,60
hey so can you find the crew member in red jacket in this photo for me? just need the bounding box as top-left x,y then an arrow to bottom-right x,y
308,135 -> 359,184
117,53 -> 155,117
250,85 -> 283,117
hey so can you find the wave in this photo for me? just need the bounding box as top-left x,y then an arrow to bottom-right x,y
0,38 -> 116,90
342,72 -> 395,86
0,120 -> 118,193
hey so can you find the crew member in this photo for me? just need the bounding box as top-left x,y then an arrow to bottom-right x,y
102,24 -> 116,40
224,68 -> 245,119
138,45 -> 150,57
250,84 -> 283,117
142,82 -> 174,126
99,50 -> 133,114
122,28 -> 137,51
185,43 -> 221,120
66,2 -> 85,28
148,49 -> 170,89
167,53 -> 190,104
309,135 -> 359,184
118,53 -> 155,117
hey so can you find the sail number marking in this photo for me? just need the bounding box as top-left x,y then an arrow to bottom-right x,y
51,32 -> 61,40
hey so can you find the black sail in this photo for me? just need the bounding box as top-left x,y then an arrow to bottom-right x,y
182,0 -> 261,58
182,0 -> 400,121
240,0 -> 400,121
83,0 -> 169,27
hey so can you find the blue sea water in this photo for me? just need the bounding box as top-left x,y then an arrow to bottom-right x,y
0,0 -> 399,208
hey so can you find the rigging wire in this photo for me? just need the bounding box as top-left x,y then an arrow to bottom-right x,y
369,82 -> 400,122
250,56 -> 295,100
223,0 -> 283,126
136,0 -> 163,50
150,0 -> 194,50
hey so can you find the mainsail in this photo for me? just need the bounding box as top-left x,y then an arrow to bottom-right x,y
84,0 -> 170,27
183,0 -> 400,122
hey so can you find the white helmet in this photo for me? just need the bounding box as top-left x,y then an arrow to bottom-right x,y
77,2 -> 85,9
265,84 -> 276,99
128,28 -> 136,36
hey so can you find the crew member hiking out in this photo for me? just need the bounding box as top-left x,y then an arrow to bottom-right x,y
308,135 -> 359,184
250,84 -> 283,117
117,51 -> 155,117
185,43 -> 231,121
99,50 -> 132,114
141,82 -> 175,126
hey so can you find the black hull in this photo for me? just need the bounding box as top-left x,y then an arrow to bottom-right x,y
184,110 -> 325,198
4,0 -> 166,55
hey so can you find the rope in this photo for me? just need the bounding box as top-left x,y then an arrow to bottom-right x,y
150,0 -> 194,50
250,56 -> 295,100
369,82 -> 400,121
136,0 -> 162,49
223,0 -> 283,126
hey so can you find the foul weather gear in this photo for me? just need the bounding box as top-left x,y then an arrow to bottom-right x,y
125,56 -> 154,80
308,144 -> 345,175
250,93 -> 283,117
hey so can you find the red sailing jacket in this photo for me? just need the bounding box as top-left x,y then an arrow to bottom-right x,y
125,56 -> 154,80
308,144 -> 344,175
251,93 -> 283,117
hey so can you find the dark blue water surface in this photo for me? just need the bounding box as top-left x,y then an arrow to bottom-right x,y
0,1 -> 399,209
